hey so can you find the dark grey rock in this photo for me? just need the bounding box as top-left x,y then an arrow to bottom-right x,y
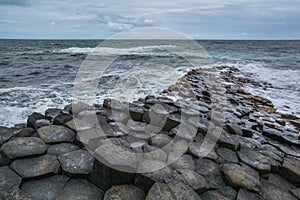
0,126 -> 13,146
10,155 -> 60,178
171,154 -> 195,170
27,112 -> 44,128
146,182 -> 201,200
189,142 -> 218,161
282,155 -> 300,184
35,119 -> 51,129
237,148 -> 278,173
0,152 -> 10,167
0,166 -> 22,191
45,108 -> 62,121
56,179 -> 104,200
263,127 -> 300,146
195,158 -> 224,189
13,127 -> 34,137
53,113 -> 73,125
142,162 -> 175,183
217,147 -> 239,163
290,188 -> 300,199
225,123 -> 243,135
217,186 -> 238,200
221,163 -> 260,192
47,143 -> 80,156
21,175 -> 69,200
163,113 -> 181,132
37,125 -> 75,143
149,133 -> 172,148
200,190 -> 231,200
236,189 -> 265,200
1,187 -> 32,200
129,103 -> 145,121
104,185 -> 145,200
90,159 -> 135,191
1,137 -> 47,159
260,179 -> 297,200
176,168 -> 208,193
58,150 -> 94,175
262,173 -> 296,191
218,131 -> 240,151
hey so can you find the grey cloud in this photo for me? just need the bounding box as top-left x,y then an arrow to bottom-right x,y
0,0 -> 29,6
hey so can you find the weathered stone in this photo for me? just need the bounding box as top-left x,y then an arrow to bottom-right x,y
169,123 -> 197,140
21,175 -> 69,200
225,123 -> 243,135
27,112 -> 44,128
37,125 -> 75,143
71,102 -> 93,116
200,190 -> 231,200
58,150 -> 94,175
0,166 -> 22,191
163,113 -> 181,132
104,185 -> 145,200
262,173 -> 296,191
149,134 -> 172,148
171,154 -> 195,170
53,113 -> 73,125
221,163 -> 260,192
129,103 -> 145,121
216,147 -> 239,163
263,127 -> 300,146
218,131 -> 240,151
13,127 -> 34,137
10,155 -> 60,178
260,179 -> 297,200
47,143 -> 80,156
176,168 -> 208,193
90,159 -> 135,191
0,126 -> 13,146
56,179 -> 104,200
268,140 -> 300,158
291,188 -> 300,199
1,137 -> 47,159
0,152 -> 10,166
1,187 -> 32,200
189,142 -> 218,161
45,108 -> 62,121
34,119 -> 51,129
146,182 -> 201,200
195,158 -> 223,189
241,128 -> 254,138
282,155 -> 300,184
237,148 -> 277,173
142,162 -> 175,183
217,186 -> 238,200
236,189 -> 265,200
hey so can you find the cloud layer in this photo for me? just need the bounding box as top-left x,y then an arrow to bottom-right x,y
0,0 -> 299,39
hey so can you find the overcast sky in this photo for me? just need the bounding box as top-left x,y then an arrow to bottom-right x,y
0,0 -> 299,39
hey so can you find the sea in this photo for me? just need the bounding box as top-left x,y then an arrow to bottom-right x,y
0,39 -> 299,127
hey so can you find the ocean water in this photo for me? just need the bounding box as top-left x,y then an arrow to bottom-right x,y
0,39 -> 299,127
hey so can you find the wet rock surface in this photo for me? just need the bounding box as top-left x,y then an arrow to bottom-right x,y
10,155 -> 60,178
0,66 -> 300,199
37,125 -> 75,143
1,137 -> 47,159
58,149 -> 94,175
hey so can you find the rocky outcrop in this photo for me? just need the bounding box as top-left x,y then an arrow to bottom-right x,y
0,66 -> 299,199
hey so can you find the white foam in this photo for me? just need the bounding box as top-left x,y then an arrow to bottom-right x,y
0,87 -> 52,93
55,45 -> 177,56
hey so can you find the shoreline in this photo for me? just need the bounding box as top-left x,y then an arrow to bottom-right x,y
0,66 -> 300,199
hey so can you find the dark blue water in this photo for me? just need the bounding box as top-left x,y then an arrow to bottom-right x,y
0,40 -> 299,126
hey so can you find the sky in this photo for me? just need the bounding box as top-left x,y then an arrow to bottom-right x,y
0,0 -> 299,39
